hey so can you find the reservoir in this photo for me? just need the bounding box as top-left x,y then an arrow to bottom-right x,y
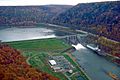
0,27 -> 72,42
0,26 -> 120,80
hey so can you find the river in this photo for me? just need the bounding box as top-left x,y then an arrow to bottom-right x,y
72,44 -> 120,80
0,26 -> 120,80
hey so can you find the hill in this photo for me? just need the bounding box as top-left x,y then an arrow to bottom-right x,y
0,43 -> 59,80
0,5 -> 72,26
52,1 -> 120,41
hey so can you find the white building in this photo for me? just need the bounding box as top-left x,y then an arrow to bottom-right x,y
49,60 -> 57,66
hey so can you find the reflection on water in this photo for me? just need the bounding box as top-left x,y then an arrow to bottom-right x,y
0,27 -> 73,42
0,27 -> 120,80
0,27 -> 56,42
72,46 -> 120,80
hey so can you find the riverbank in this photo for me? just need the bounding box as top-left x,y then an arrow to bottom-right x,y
7,38 -> 89,80
65,53 -> 91,80
71,45 -> 120,80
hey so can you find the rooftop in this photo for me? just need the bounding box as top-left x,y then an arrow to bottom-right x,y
49,60 -> 57,65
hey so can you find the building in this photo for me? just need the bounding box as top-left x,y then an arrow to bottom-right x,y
49,60 -> 57,66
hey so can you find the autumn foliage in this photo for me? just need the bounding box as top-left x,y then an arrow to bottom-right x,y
0,43 -> 59,80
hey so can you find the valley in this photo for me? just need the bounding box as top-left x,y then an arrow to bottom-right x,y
0,1 -> 120,80
0,23 -> 119,80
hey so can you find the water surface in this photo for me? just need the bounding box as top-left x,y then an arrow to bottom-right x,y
0,27 -> 72,42
0,26 -> 120,80
72,47 -> 120,80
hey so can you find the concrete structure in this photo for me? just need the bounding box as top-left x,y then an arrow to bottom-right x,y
48,56 -> 73,72
49,60 -> 57,66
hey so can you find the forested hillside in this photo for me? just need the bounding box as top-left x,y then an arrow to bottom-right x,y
0,43 -> 59,80
0,1 -> 120,41
52,1 -> 120,41
0,5 -> 72,26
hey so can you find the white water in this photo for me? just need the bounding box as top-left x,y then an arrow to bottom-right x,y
72,43 -> 85,50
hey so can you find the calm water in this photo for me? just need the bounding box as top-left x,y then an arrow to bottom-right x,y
72,47 -> 120,80
0,26 -> 120,80
0,27 -> 72,42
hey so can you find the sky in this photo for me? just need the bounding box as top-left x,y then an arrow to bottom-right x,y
0,0 -> 118,6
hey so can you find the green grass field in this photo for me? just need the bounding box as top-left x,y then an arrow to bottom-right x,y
7,38 -> 88,80
28,52 -> 67,80
7,38 -> 70,80
8,38 -> 71,52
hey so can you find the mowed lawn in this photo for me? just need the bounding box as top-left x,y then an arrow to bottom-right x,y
8,38 -> 71,52
7,38 -> 70,80
28,52 -> 67,80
